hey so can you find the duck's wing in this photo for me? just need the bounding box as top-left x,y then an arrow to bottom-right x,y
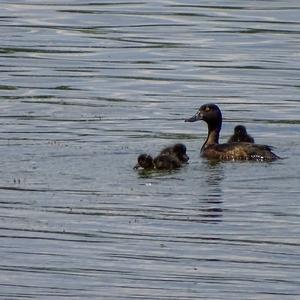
216,142 -> 273,151
154,154 -> 181,170
227,135 -> 255,144
160,146 -> 172,155
204,143 -> 280,161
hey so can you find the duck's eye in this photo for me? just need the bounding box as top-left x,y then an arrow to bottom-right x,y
205,106 -> 210,112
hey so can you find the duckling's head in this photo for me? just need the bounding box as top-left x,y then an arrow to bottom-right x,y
185,103 -> 222,127
234,125 -> 247,135
134,154 -> 154,169
172,143 -> 189,163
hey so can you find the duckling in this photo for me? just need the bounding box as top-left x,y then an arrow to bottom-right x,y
228,125 -> 254,143
185,103 -> 280,161
160,143 -> 189,163
153,154 -> 182,170
134,153 -> 182,170
133,154 -> 155,170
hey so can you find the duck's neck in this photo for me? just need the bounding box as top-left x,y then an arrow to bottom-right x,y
201,122 -> 221,151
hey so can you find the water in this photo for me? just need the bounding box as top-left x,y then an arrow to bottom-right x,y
0,1 -> 299,299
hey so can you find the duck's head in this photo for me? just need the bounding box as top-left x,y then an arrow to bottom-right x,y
234,125 -> 247,135
185,103 -> 222,129
172,143 -> 189,163
134,154 -> 154,169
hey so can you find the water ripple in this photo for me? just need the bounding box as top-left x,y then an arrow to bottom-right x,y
0,1 -> 299,299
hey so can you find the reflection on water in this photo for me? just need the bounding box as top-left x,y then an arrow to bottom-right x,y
0,0 -> 300,299
200,161 -> 224,223
136,161 -> 224,224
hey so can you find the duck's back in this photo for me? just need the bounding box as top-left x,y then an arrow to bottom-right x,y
160,143 -> 189,163
154,154 -> 182,170
202,142 -> 280,161
227,134 -> 254,143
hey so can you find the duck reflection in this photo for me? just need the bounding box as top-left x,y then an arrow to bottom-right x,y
197,160 -> 224,223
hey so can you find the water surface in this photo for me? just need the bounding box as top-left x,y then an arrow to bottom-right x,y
0,1 -> 299,299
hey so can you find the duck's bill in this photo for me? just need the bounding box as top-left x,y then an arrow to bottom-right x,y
182,154 -> 189,162
185,113 -> 201,122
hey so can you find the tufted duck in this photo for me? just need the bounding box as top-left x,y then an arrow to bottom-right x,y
185,103 -> 280,161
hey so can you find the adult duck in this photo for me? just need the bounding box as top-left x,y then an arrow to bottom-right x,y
185,103 -> 280,161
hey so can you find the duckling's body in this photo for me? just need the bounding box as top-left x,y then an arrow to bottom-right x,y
228,125 -> 254,143
154,154 -> 182,170
185,103 -> 280,162
160,143 -> 189,163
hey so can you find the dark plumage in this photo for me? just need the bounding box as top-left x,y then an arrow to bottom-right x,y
228,125 -> 254,143
160,143 -> 189,163
134,153 -> 182,170
133,154 -> 155,170
185,103 -> 280,161
153,154 -> 182,170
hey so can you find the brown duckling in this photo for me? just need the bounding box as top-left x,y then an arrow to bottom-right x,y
134,153 -> 182,170
228,125 -> 254,143
160,143 -> 189,163
153,154 -> 182,170
133,154 -> 155,170
185,103 -> 280,161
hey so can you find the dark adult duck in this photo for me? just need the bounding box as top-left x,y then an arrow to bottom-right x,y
228,125 -> 254,143
185,103 -> 280,161
134,153 -> 182,170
